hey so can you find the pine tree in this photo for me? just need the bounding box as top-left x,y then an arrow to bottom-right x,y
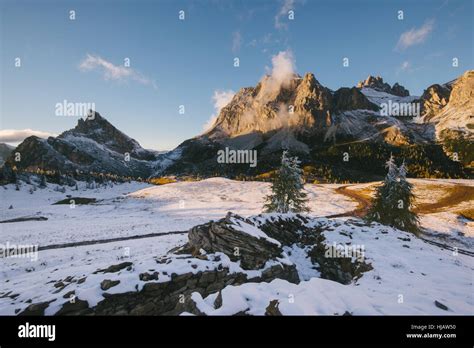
366,155 -> 420,234
264,151 -> 309,213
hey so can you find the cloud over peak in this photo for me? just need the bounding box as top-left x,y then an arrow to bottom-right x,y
269,50 -> 296,85
203,89 -> 236,132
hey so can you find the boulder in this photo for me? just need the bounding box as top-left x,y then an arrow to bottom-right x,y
265,300 -> 282,316
187,213 -> 283,269
94,262 -> 133,274
18,300 -> 54,316
55,299 -> 90,316
100,279 -> 120,291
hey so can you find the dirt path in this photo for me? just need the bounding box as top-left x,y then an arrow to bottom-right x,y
328,183 -> 474,218
414,185 -> 474,214
325,185 -> 372,218
327,183 -> 474,256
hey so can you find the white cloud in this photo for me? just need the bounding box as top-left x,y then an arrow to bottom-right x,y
79,54 -> 157,89
232,31 -> 242,53
396,61 -> 411,75
0,129 -> 57,144
396,20 -> 434,50
275,0 -> 295,30
203,90 -> 236,132
259,50 -> 296,102
269,50 -> 296,86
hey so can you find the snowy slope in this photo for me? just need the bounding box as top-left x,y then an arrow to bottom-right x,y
190,216 -> 473,315
1,213 -> 472,315
0,178 -> 472,316
360,87 -> 418,106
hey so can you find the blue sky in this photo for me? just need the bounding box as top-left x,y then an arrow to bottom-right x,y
1,0 -> 472,150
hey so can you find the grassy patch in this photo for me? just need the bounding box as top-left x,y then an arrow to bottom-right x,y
149,177 -> 177,185
457,208 -> 474,221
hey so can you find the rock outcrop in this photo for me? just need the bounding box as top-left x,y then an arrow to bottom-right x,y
419,70 -> 474,140
357,75 -> 410,97
211,73 -> 334,137
93,262 -> 299,315
18,213 -> 377,316
332,87 -> 379,112
418,84 -> 451,121
187,214 -> 283,269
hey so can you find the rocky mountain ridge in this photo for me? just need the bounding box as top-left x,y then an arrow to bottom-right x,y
356,75 -> 410,97
2,70 -> 472,181
156,70 -> 472,178
4,112 -> 158,179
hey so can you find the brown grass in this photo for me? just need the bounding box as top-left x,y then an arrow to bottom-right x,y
149,177 -> 177,185
456,208 -> 474,221
414,185 -> 474,214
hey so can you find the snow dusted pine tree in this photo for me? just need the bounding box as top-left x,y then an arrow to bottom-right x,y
264,150 -> 309,213
366,155 -> 419,234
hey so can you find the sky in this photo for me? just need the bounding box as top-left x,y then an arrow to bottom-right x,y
0,0 -> 472,150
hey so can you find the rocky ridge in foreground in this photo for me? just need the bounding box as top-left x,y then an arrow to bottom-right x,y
18,213 -> 372,316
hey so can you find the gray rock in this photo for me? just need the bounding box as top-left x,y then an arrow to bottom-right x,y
18,300 -> 54,316
265,300 -> 282,316
434,300 -> 449,311
94,262 -> 133,274
188,213 -> 283,270
139,271 -> 159,281
100,279 -> 120,291
55,299 -> 89,316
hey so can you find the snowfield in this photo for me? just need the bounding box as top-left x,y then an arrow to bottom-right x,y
0,178 -> 472,315
0,178 -> 356,246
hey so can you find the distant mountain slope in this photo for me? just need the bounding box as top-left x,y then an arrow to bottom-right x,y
0,143 -> 14,166
154,71 -> 472,179
4,112 -> 158,178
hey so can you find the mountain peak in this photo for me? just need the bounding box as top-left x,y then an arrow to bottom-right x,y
73,111 -> 111,134
357,75 -> 409,97
59,111 -> 156,161
5,110 -> 158,177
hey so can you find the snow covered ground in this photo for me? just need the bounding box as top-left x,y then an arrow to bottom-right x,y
0,178 -> 356,246
192,216 -> 473,315
344,179 -> 474,249
0,178 -> 472,315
